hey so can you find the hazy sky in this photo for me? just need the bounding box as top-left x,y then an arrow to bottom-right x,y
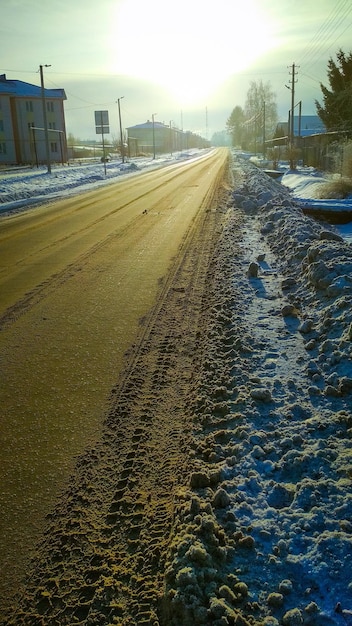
1,0 -> 351,140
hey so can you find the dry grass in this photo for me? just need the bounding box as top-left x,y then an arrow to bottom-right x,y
316,177 -> 352,199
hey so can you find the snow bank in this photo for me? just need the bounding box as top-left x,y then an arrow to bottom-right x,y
163,156 -> 352,626
281,168 -> 328,199
282,168 -> 352,221
0,150 -> 204,215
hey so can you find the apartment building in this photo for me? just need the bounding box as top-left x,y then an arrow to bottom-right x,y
0,73 -> 67,165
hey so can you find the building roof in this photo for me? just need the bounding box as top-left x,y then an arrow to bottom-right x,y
127,120 -> 168,130
276,115 -> 325,137
0,74 -> 66,100
298,115 -> 325,131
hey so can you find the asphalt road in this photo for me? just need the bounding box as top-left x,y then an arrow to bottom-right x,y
0,147 -> 229,615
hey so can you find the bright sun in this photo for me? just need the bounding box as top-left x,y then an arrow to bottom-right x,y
112,0 -> 276,106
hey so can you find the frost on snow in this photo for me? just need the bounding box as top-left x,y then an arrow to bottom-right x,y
2,152 -> 352,625
162,156 -> 352,626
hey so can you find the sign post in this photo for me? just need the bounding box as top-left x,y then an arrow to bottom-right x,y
95,110 -> 110,175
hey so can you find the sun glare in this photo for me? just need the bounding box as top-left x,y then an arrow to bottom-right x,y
112,0 -> 276,107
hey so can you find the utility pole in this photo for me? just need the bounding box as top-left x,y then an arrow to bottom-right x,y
100,111 -> 106,176
262,100 -> 266,158
180,110 -> 183,152
290,63 -> 296,143
117,97 -> 125,163
39,64 -> 51,173
298,100 -> 302,138
287,62 -> 299,169
169,120 -> 173,156
152,113 -> 157,159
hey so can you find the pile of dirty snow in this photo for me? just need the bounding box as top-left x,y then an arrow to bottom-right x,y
163,157 -> 352,626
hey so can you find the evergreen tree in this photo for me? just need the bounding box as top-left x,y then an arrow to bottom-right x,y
316,49 -> 352,131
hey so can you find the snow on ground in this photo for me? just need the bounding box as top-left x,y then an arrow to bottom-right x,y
226,160 -> 352,624
2,151 -> 352,624
164,156 -> 352,625
0,150 -> 202,215
281,168 -> 332,199
282,167 -> 352,235
1,152 -> 352,240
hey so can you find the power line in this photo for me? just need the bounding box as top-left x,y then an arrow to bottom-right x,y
0,66 -> 127,78
298,0 -> 348,63
304,14 -> 352,76
298,0 -> 352,70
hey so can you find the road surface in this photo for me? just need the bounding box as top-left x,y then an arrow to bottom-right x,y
0,148 -> 229,618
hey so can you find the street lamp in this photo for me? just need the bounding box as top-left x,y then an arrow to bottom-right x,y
39,64 -> 51,173
117,97 -> 125,163
152,113 -> 157,159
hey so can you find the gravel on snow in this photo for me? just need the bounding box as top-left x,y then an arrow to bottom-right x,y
163,156 -> 352,626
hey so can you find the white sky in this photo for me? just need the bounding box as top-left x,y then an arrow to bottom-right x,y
1,0 -> 352,140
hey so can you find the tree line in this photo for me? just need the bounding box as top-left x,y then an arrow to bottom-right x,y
226,49 -> 352,150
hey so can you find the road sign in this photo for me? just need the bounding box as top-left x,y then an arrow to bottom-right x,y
95,110 -> 109,134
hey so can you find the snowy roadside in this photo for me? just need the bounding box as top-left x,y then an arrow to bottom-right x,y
281,167 -> 352,240
2,149 -> 352,624
163,157 -> 352,625
0,149 -> 205,215
2,150 -> 351,246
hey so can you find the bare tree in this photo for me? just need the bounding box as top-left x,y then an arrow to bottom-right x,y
226,106 -> 245,147
243,80 -> 278,152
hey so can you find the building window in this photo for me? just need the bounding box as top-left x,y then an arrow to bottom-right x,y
0,120 -> 3,132
50,141 -> 58,153
49,122 -> 56,130
0,142 -> 6,154
26,101 -> 33,112
47,101 -> 54,113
